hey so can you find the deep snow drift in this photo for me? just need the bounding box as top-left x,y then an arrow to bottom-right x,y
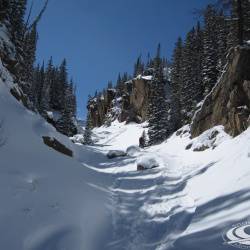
1,58 -> 250,249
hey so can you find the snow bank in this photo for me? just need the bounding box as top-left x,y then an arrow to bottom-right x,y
0,60 -> 111,250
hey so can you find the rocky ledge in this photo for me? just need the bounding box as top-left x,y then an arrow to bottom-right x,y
191,46 -> 250,138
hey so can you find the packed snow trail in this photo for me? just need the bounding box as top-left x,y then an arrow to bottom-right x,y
84,123 -> 250,250
76,125 -> 197,250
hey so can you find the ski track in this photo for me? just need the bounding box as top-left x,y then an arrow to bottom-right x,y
80,143 -> 197,250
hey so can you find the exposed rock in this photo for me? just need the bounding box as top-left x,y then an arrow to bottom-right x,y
42,136 -> 73,157
88,78 -> 152,127
10,84 -> 29,108
129,78 -> 150,122
191,47 -> 250,138
193,145 -> 210,152
88,89 -> 116,127
185,143 -> 193,150
137,163 -> 159,171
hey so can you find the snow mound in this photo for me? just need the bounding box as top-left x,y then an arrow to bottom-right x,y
107,150 -> 127,159
126,145 -> 141,156
70,134 -> 84,144
137,155 -> 160,170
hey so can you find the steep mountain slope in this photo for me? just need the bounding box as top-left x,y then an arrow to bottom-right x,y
0,59 -> 113,250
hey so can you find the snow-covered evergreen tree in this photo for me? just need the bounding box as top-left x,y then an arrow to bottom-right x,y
133,56 -> 144,77
83,112 -> 93,145
147,45 -> 170,145
57,83 -> 77,137
170,37 -> 183,131
40,58 -> 53,116
202,5 -> 219,97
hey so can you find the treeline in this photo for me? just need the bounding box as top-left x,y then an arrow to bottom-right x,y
171,1 -> 250,133
0,0 -> 77,136
150,0 -> 250,145
86,0 -> 250,146
31,58 -> 77,136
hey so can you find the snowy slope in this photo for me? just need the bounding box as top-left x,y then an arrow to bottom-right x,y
1,55 -> 250,249
91,121 -> 250,250
0,60 -> 113,250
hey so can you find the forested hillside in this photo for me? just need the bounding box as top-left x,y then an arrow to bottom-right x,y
86,0 -> 250,145
0,0 -> 77,136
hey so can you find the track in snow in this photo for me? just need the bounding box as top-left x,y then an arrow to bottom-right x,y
85,149 -> 197,250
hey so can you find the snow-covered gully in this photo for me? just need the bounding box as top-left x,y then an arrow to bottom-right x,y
1,64 -> 250,249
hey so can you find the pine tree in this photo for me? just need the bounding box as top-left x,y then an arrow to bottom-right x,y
193,22 -> 204,103
170,37 -> 183,131
181,27 -> 196,123
0,0 -> 10,22
57,83 -> 77,137
139,130 -> 147,148
40,57 -> 53,116
242,0 -> 250,41
133,56 -> 144,77
83,112 -> 93,145
226,0 -> 250,47
50,66 -> 61,110
147,45 -> 170,145
202,5 -> 219,97
116,73 -> 123,96
23,24 -> 38,82
37,63 -> 45,112
216,10 -> 228,73
8,0 -> 27,56
57,59 -> 68,111
107,81 -> 113,89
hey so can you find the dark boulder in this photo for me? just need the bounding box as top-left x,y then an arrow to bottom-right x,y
42,136 -> 73,157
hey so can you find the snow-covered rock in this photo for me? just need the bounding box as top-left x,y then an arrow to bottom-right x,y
70,134 -> 85,144
185,126 -> 231,151
136,155 -> 159,170
126,145 -> 141,156
107,150 -> 127,159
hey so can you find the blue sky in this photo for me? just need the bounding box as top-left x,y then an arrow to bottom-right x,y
29,0 -> 215,119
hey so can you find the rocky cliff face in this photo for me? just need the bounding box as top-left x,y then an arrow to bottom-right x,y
88,76 -> 153,127
191,46 -> 250,138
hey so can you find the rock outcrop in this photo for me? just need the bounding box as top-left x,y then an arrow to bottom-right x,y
191,47 -> 250,138
88,77 -> 152,127
42,136 -> 73,157
88,88 -> 116,127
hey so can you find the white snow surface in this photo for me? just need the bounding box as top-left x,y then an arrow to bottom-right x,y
1,59 -> 250,249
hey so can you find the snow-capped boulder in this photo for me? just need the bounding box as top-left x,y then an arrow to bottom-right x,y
107,150 -> 127,159
186,126 -> 231,151
126,145 -> 141,156
70,134 -> 85,144
137,156 -> 159,171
